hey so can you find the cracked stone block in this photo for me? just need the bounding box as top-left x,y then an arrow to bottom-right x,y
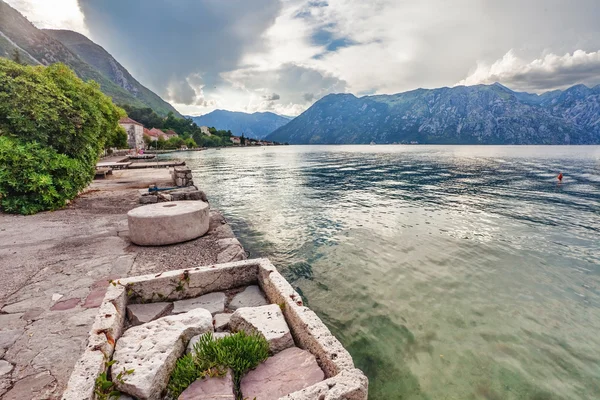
179,369 -> 235,400
186,190 -> 207,201
127,302 -> 173,326
172,292 -> 226,315
112,308 -> 213,400
216,245 -> 246,264
22,308 -> 44,321
0,329 -> 22,349
240,347 -> 324,400
0,361 -> 13,377
229,286 -> 268,310
186,332 -> 231,354
230,304 -> 294,354
50,297 -> 80,311
213,313 -> 232,332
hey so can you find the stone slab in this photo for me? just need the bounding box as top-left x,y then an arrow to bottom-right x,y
2,371 -> 56,400
82,287 -> 107,309
172,292 -> 226,315
0,329 -> 22,349
186,332 -> 231,354
213,313 -> 232,332
0,313 -> 26,330
179,369 -> 235,400
50,297 -> 80,311
126,302 -> 173,326
127,201 -> 210,246
230,304 -> 294,354
240,347 -> 324,400
0,360 -> 13,377
112,308 -> 213,400
229,285 -> 268,310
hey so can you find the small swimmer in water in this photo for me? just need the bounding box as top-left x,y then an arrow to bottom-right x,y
557,172 -> 563,182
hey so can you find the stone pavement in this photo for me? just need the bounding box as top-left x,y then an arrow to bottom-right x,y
0,169 -> 246,399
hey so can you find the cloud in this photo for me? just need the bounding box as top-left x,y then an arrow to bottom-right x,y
9,0 -> 600,115
5,0 -> 88,35
76,0 -> 281,106
221,63 -> 347,115
262,93 -> 281,101
457,49 -> 600,92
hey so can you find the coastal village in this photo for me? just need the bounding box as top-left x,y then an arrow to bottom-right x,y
118,117 -> 279,153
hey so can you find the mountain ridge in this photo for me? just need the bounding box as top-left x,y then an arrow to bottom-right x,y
0,0 -> 180,117
191,109 -> 291,139
266,83 -> 600,144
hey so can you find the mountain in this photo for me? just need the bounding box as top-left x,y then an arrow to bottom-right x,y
266,83 -> 600,145
191,110 -> 291,139
0,1 -> 180,117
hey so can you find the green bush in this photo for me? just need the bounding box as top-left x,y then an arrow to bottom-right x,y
0,59 -> 125,214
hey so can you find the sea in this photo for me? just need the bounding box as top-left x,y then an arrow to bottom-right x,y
165,145 -> 600,400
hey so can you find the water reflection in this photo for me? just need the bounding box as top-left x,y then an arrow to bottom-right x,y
169,145 -> 600,400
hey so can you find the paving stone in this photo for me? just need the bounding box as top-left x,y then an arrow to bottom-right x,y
179,369 -> 235,400
82,287 -> 107,308
0,313 -> 26,330
127,302 -> 173,326
213,313 -> 232,331
216,244 -> 246,264
50,297 -> 80,311
240,347 -> 324,400
112,308 -> 213,400
186,332 -> 231,354
230,304 -> 294,354
0,361 -> 13,377
172,292 -> 226,315
22,308 -> 44,321
0,329 -> 22,349
2,370 -> 57,400
229,286 -> 269,310
1,297 -> 50,314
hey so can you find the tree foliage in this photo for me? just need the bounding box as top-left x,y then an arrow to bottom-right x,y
0,59 -> 125,214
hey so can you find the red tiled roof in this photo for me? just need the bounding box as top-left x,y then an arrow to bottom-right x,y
165,129 -> 178,137
149,128 -> 168,139
119,117 -> 143,126
144,128 -> 157,137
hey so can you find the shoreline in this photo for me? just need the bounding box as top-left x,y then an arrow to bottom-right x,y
0,168 -> 246,398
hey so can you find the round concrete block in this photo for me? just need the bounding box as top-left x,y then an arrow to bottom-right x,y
128,201 -> 210,246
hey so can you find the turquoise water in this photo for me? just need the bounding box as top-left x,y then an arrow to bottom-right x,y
168,146 -> 600,399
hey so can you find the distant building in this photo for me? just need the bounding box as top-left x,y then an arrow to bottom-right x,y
165,129 -> 178,139
119,117 -> 145,149
200,126 -> 211,136
230,136 -> 241,145
143,127 -> 158,142
149,128 -> 168,140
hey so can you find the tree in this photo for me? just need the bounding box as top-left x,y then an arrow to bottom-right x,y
0,59 -> 124,214
185,137 -> 197,148
11,49 -> 24,65
240,133 -> 246,146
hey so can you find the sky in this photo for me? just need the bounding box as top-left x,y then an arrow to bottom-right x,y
5,0 -> 600,116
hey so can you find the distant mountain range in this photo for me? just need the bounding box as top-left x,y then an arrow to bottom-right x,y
266,83 -> 600,145
191,110 -> 291,139
0,1 -> 180,117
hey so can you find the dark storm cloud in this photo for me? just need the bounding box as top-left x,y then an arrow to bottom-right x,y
262,93 -> 281,101
77,0 -> 281,104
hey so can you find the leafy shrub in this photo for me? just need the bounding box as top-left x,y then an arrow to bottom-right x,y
0,58 -> 125,214
167,331 -> 269,399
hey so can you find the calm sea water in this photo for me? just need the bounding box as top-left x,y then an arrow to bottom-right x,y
167,145 -> 600,400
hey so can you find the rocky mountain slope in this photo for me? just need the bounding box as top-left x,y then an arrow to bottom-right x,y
0,1 -> 180,117
192,110 -> 291,139
266,83 -> 600,144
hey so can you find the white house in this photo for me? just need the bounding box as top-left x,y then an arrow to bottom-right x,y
200,126 -> 211,136
119,117 -> 145,150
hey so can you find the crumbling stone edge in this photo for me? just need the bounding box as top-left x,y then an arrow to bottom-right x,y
61,258 -> 368,400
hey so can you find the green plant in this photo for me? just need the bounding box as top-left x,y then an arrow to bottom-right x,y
0,58 -> 125,214
167,332 -> 269,399
94,360 -> 134,400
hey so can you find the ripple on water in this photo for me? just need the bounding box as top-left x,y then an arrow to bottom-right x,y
170,145 -> 600,400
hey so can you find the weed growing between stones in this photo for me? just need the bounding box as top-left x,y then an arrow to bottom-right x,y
166,331 -> 269,399
94,359 -> 134,400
